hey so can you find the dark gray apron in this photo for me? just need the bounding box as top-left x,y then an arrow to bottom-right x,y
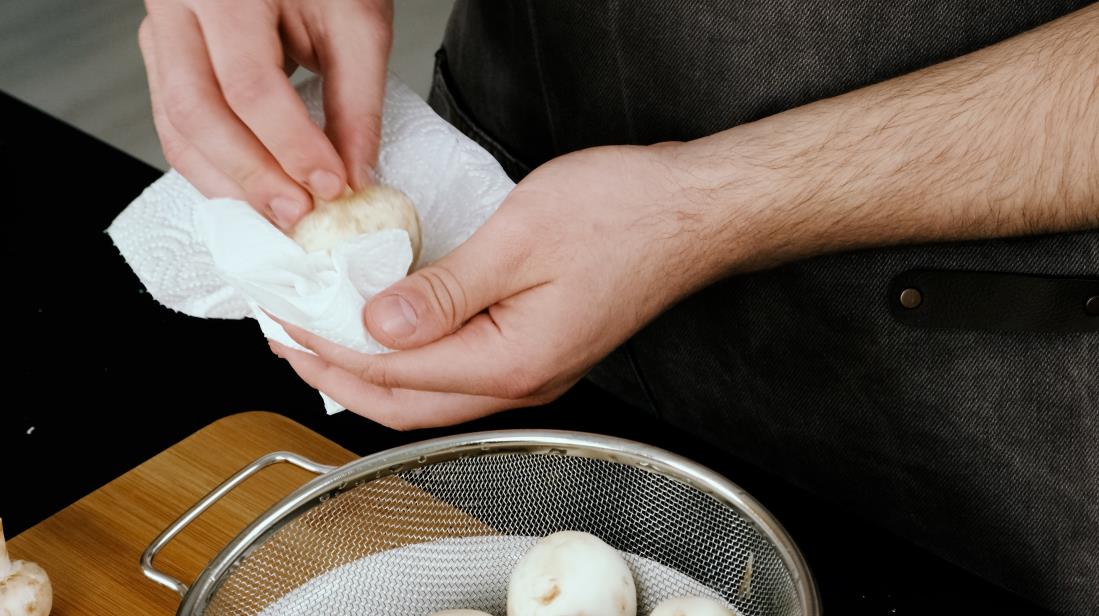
426,2 -> 1099,613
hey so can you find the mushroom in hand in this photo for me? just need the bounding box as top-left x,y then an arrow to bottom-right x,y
292,185 -> 422,265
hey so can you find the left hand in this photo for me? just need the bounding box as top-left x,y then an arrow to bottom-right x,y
271,143 -> 735,429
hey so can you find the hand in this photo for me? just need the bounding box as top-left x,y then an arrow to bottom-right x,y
267,3 -> 1099,430
270,144 -> 732,429
138,0 -> 393,229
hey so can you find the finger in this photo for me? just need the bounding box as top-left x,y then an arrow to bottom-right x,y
270,341 -> 522,430
317,3 -> 392,189
146,5 -> 311,229
139,18 -> 245,201
364,216 -> 538,349
195,2 -> 347,200
279,310 -> 551,400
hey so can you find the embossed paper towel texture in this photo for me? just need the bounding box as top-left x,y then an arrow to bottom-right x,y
108,75 -> 514,413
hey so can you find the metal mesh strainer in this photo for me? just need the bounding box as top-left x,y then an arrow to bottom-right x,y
142,430 -> 819,616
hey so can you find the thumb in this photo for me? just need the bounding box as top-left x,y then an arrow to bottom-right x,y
364,228 -> 523,350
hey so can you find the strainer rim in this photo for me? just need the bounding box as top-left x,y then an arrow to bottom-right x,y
178,429 -> 820,616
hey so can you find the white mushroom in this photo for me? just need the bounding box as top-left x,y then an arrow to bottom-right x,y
507,531 -> 636,616
0,519 -> 52,616
292,184 -> 422,265
649,596 -> 736,616
428,611 -> 494,615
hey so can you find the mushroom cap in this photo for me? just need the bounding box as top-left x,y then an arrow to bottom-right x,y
507,531 -> 636,616
429,611 -> 494,616
0,559 -> 53,616
649,596 -> 736,616
292,185 -> 422,265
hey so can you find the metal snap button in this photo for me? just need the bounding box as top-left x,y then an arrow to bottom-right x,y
1086,295 -> 1099,316
899,288 -> 923,309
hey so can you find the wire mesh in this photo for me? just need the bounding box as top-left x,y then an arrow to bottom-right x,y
201,452 -> 801,616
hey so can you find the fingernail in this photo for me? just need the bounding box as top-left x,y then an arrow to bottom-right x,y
309,169 -> 343,199
270,197 -> 304,228
372,294 -> 417,339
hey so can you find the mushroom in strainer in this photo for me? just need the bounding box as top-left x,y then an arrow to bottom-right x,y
507,531 -> 636,616
649,596 -> 737,616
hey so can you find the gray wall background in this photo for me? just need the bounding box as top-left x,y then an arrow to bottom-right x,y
0,0 -> 455,169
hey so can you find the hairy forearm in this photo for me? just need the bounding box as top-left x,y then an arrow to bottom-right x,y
678,4 -> 1099,277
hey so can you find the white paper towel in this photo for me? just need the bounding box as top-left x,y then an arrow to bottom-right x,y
107,74 -> 515,413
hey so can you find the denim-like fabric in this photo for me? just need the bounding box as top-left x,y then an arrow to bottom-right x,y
633,238 -> 1099,616
431,2 -> 1099,613
440,0 -> 1095,163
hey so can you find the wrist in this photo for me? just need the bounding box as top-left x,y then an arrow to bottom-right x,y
661,128 -> 811,281
621,141 -> 755,302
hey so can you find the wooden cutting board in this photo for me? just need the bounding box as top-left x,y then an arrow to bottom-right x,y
7,412 -> 359,615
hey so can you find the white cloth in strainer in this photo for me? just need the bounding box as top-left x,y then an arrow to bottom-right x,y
258,535 -> 736,616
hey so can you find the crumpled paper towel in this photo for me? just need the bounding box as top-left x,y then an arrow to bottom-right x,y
107,74 -> 515,413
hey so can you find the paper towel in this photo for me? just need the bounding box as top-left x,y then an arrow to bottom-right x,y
108,74 -> 515,413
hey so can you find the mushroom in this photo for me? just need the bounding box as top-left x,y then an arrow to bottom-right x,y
649,597 -> 736,616
429,611 -> 494,615
0,519 -> 52,616
292,184 -> 422,265
507,531 -> 636,616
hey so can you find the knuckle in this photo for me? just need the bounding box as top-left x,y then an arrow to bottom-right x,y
355,359 -> 399,390
349,404 -> 413,431
384,416 -> 418,432
137,18 -> 152,48
158,133 -> 186,166
228,159 -> 268,193
162,89 -> 205,131
529,384 -> 569,406
363,18 -> 393,48
272,139 -> 328,181
220,66 -> 274,110
417,266 -> 469,333
358,111 -> 383,146
528,391 -> 560,407
495,363 -> 545,400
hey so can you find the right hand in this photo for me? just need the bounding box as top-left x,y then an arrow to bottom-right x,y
138,0 -> 394,230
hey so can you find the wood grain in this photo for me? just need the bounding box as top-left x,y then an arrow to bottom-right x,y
7,412 -> 358,615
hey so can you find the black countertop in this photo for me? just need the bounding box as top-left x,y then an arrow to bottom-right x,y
0,90 -> 1050,615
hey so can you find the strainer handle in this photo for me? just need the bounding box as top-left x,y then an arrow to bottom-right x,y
140,451 -> 336,597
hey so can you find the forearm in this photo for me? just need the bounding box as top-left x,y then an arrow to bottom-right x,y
679,4 -> 1099,276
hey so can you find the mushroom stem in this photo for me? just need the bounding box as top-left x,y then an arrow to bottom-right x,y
0,518 -> 53,616
0,519 -> 11,578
